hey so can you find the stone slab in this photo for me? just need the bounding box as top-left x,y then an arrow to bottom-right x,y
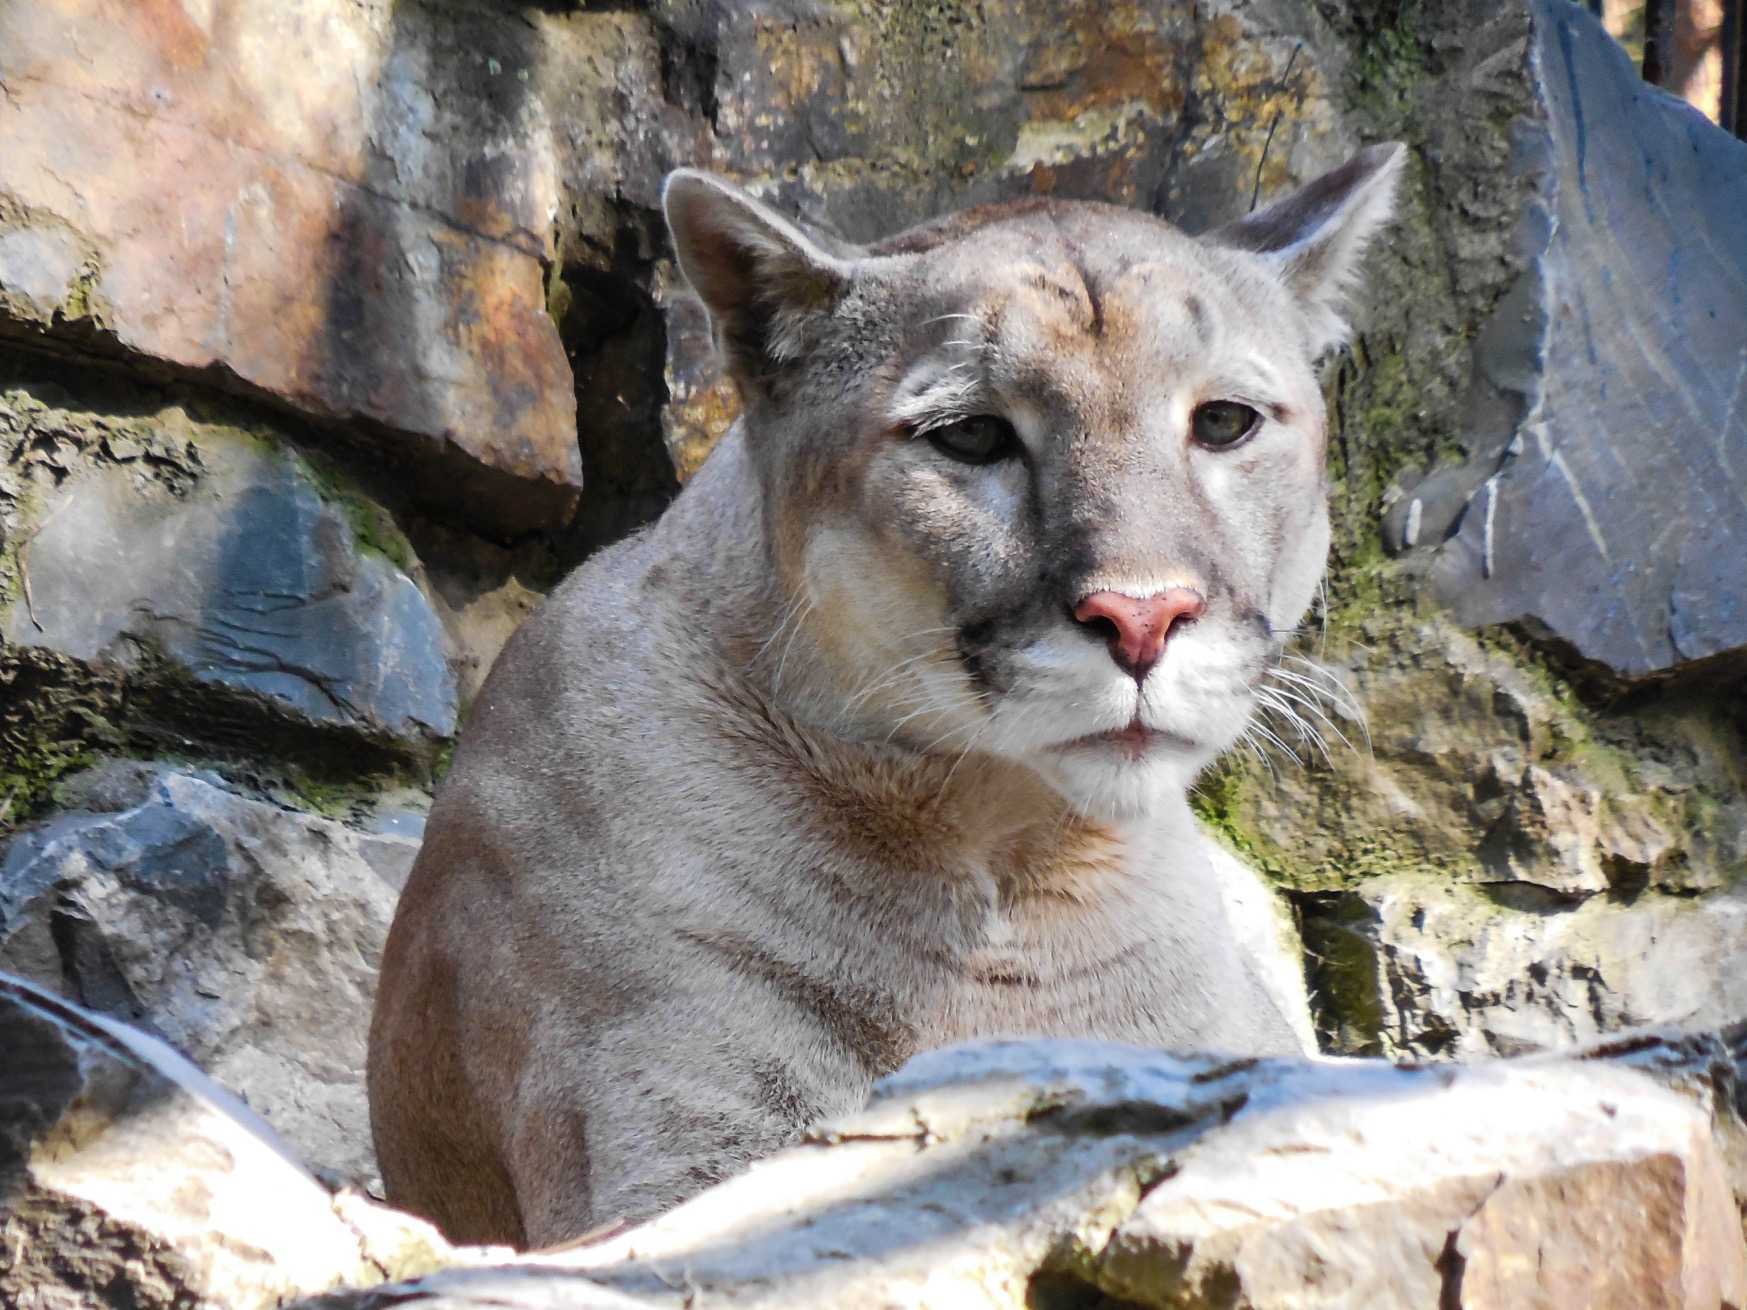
1302,874 -> 1747,1061
298,1031 -> 1747,1309
0,969 -> 477,1309
3,417 -> 458,750
1428,0 -> 1747,678
0,0 -> 581,535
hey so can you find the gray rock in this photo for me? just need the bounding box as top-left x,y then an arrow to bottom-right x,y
1428,0 -> 1747,679
298,1031 -> 1747,1309
0,222 -> 89,318
1301,875 -> 1747,1060
4,420 -> 458,749
0,762 -> 416,1184
0,969 -> 475,1309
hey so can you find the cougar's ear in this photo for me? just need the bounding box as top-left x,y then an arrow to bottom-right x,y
663,169 -> 848,388
1209,142 -> 1406,355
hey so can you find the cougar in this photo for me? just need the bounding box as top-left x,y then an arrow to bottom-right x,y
369,142 -> 1404,1248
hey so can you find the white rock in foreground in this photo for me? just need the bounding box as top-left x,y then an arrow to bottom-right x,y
299,1030 -> 1747,1309
0,972 -> 489,1309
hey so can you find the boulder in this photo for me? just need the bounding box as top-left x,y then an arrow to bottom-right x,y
2,399 -> 458,753
0,0 -> 582,535
0,762 -> 414,1185
296,1030 -> 1747,1309
1205,612 -> 1747,1062
1416,0 -> 1747,679
1301,876 -> 1747,1060
0,970 -> 476,1309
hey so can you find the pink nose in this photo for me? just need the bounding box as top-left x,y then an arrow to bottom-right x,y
1073,587 -> 1206,679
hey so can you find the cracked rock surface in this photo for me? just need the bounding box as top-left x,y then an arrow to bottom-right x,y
0,761 -> 417,1186
4,409 -> 458,751
295,1031 -> 1747,1309
0,0 -> 583,536
1425,0 -> 1747,679
1198,0 -> 1747,1063
0,971 -> 478,1310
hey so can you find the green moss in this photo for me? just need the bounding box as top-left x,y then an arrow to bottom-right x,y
1469,625 -> 1678,806
1296,893 -> 1387,1056
1194,749 -> 1471,895
59,258 -> 106,324
0,478 -> 39,613
166,394 -> 416,575
1190,756 -> 1269,863
302,452 -> 417,573
1346,0 -> 1431,129
281,769 -> 369,821
0,650 -> 125,830
546,265 -> 575,336
0,742 -> 98,828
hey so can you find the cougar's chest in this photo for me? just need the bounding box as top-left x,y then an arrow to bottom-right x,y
916,844 -> 1216,1048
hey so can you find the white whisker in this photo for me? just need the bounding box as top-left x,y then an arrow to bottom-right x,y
751,591 -> 808,667
1276,655 -> 1371,749
1254,689 -> 1331,766
770,592 -> 816,696
1244,716 -> 1304,765
1264,679 -> 1356,752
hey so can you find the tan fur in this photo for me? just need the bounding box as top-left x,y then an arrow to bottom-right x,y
369,146 -> 1405,1247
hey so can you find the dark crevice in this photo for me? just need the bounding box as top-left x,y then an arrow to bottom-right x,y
1027,1271 -> 1156,1310
1723,0 -> 1745,139
118,646 -> 428,779
1291,890 -> 1387,1057
0,318 -> 572,546
1640,0 -> 1672,86
1474,879 -> 1592,914
656,10 -> 722,128
549,199 -> 683,569
48,894 -> 145,1026
1025,1091 -> 1248,1140
1493,616 -> 1747,709
1434,1225 -> 1466,1310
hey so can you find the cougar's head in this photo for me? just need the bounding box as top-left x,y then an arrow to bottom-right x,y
665,145 -> 1403,818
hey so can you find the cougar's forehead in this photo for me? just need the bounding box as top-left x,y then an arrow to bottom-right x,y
899,209 -> 1317,418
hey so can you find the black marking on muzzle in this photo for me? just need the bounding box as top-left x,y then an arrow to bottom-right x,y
957,617 -> 1000,693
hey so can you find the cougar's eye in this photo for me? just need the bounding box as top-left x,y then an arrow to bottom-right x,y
1191,401 -> 1260,449
927,415 -> 1021,465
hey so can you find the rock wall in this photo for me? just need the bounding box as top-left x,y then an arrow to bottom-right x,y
1198,0 -> 1747,1061
0,0 -> 1742,1211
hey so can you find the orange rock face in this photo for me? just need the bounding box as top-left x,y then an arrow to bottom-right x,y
0,1 -> 581,535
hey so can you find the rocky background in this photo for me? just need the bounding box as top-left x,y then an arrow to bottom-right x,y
2,0 -> 1745,1304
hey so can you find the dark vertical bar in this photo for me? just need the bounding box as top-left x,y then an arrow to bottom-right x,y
1642,0 -> 1673,84
1722,0 -> 1746,136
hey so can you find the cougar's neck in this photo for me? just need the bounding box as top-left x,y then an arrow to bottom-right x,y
658,423 -> 791,675
657,422 -> 847,728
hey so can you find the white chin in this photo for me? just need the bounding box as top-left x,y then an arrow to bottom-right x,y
1030,741 -> 1209,819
